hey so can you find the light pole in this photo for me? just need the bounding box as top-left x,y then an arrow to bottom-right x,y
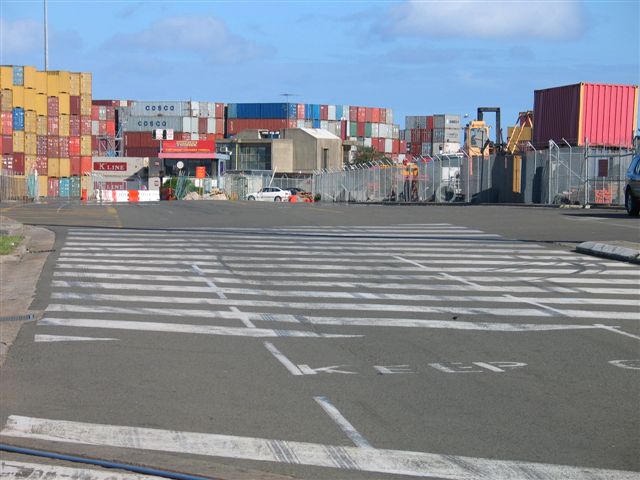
43,0 -> 49,70
527,142 -> 538,203
561,138 -> 574,201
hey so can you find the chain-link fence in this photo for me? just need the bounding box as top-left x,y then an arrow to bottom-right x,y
224,171 -> 312,200
310,146 -> 638,206
1,170 -> 40,202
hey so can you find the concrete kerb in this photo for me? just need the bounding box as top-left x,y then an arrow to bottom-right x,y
0,216 -> 55,368
576,241 -> 640,265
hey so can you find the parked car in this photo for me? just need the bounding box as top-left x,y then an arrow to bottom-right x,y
624,155 -> 640,216
246,187 -> 291,202
287,187 -> 308,195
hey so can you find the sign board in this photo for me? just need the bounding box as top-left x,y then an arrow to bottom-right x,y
93,162 -> 127,172
161,140 -> 215,154
195,166 -> 206,179
153,129 -> 174,140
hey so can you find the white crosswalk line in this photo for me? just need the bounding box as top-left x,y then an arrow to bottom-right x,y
2,416 -> 637,480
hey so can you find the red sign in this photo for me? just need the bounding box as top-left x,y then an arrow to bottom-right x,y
93,161 -> 127,172
162,140 -> 215,154
195,166 -> 206,179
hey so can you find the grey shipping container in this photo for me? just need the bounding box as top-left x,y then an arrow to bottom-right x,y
433,114 -> 461,129
433,127 -> 461,143
121,115 -> 184,132
406,116 -> 429,129
129,101 -> 190,117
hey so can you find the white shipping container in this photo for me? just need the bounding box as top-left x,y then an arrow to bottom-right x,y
328,105 -> 336,121
182,117 -> 198,134
91,120 -> 99,136
297,120 -> 306,128
364,137 -> 372,147
207,118 -> 216,134
379,124 -> 390,138
342,105 -> 350,121
421,143 -> 432,156
189,101 -> 199,117
392,125 -> 399,139
442,142 -> 461,154
320,120 -> 329,131
130,101 -> 189,117
384,139 -> 393,153
372,124 -> 379,137
386,109 -> 393,124
122,115 -> 184,132
191,133 -> 199,141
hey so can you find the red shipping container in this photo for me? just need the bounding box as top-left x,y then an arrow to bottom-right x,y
47,97 -> 59,116
427,116 -> 434,130
47,116 -> 59,135
198,117 -> 208,134
357,107 -> 366,123
215,103 -> 224,119
69,137 -> 80,156
226,118 -> 296,135
357,122 -> 365,137
1,112 -> 12,135
70,96 -> 81,116
98,120 -> 107,135
365,107 -> 373,123
320,105 -> 328,121
59,138 -> 69,157
399,140 -> 407,154
47,136 -> 60,157
533,82 -> 639,148
379,109 -> 386,124
349,107 -> 357,122
297,104 -> 305,120
91,105 -> 100,121
48,177 -> 59,197
125,147 -> 160,157
371,108 -> 380,123
392,139 -> 400,154
70,156 -> 81,176
12,152 -> 25,174
216,119 -> 223,134
2,155 -> 13,170
69,115 -> 80,136
124,132 -> 141,148
106,106 -> 115,121
80,116 -> 92,135
1,135 -> 12,155
36,156 -> 47,173
80,156 -> 91,174
91,135 -> 98,151
106,120 -> 115,136
36,135 -> 47,155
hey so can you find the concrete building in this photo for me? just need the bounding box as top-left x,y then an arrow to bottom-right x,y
218,128 -> 342,174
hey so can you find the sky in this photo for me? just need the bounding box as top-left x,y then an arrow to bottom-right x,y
1,0 -> 638,133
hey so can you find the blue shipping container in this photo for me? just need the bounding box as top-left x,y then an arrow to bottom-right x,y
59,178 -> 70,197
227,103 -> 237,118
12,66 -> 24,86
312,119 -> 321,128
12,108 -> 24,131
70,176 -> 81,197
336,105 -> 343,120
312,104 -> 320,120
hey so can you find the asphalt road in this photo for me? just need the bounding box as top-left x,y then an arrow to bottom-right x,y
1,201 -> 639,479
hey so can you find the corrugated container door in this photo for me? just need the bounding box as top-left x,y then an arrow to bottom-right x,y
1,89 -> 13,111
297,104 -> 305,120
581,83 -> 638,148
384,139 -> 392,153
335,105 -> 343,120
1,112 -> 12,134
327,105 -> 336,121
59,158 -> 71,177
48,177 -> 59,197
12,66 -> 24,86
533,84 -> 581,147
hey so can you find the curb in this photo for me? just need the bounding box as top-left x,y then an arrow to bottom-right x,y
576,241 -> 640,265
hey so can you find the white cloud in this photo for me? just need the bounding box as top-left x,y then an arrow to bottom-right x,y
0,18 -> 42,55
380,0 -> 584,40
112,16 -> 273,64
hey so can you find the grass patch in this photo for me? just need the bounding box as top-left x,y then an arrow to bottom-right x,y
0,235 -> 24,255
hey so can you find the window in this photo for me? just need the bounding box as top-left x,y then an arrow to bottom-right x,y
237,145 -> 271,170
322,148 -> 329,169
597,159 -> 609,178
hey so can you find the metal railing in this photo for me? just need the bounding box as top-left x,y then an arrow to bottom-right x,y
224,171 -> 312,200
0,170 -> 40,202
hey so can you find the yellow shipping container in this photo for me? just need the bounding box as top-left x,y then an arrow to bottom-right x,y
0,66 -> 12,89
80,72 -> 92,94
59,114 -> 70,137
59,158 -> 71,177
38,176 -> 48,196
69,73 -> 80,96
80,95 -> 92,116
36,93 -> 47,116
24,111 -> 37,133
35,71 -> 47,94
24,88 -> 37,111
13,131 -> 25,152
48,158 -> 60,177
46,72 -> 59,96
57,71 -> 71,93
23,66 -> 37,88
37,115 -> 47,136
1,89 -> 12,112
25,133 -> 37,155
25,155 -> 37,174
80,135 -> 91,156
58,93 -> 70,115
12,86 -> 24,108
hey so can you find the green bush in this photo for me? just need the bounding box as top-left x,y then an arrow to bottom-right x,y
314,193 -> 321,202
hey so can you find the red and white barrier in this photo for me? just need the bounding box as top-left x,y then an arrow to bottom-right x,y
95,190 -> 160,202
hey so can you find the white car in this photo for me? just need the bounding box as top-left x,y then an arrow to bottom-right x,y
246,187 -> 291,202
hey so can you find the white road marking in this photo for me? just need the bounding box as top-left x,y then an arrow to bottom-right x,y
608,360 -> 640,370
263,342 -> 303,376
38,318 -> 361,339
2,415 -> 637,479
190,264 -> 227,299
0,460 -> 166,479
594,324 -> 640,341
49,293 -> 639,320
50,272 -> 640,295
231,306 -> 255,328
313,396 -> 372,448
49,281 -> 640,308
34,334 -> 118,343
44,305 -> 606,331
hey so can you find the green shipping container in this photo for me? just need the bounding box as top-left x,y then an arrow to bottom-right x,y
365,122 -> 372,137
349,122 -> 357,137
70,176 -> 81,197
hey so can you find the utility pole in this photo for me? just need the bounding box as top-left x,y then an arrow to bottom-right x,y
44,0 -> 49,70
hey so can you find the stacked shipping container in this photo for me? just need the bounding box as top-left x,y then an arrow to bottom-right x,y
227,103 -> 406,156
117,100 -> 224,157
0,65 -> 91,197
403,114 -> 462,157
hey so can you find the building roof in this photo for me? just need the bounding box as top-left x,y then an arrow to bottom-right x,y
298,128 -> 341,140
